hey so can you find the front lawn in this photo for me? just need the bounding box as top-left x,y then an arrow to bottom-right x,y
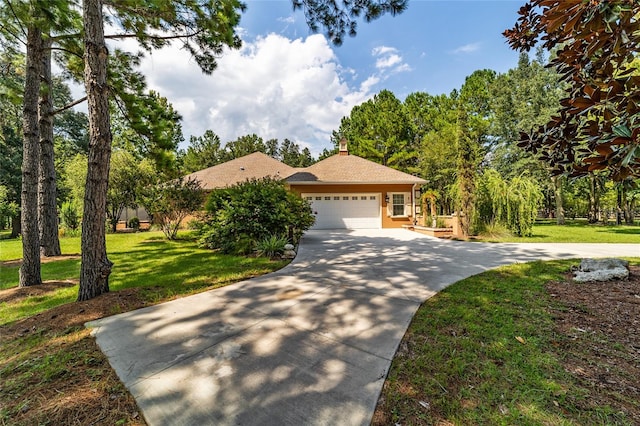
476,219 -> 640,243
0,231 -> 287,325
374,259 -> 640,425
0,231 -> 288,425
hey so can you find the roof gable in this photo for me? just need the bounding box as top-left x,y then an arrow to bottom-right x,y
183,152 -> 296,190
286,154 -> 426,184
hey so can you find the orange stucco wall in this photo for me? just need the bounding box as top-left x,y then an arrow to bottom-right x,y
288,183 -> 417,228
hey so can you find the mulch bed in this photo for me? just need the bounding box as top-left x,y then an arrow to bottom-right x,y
546,266 -> 640,423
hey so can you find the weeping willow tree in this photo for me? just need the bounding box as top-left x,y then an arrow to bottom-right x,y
477,170 -> 543,237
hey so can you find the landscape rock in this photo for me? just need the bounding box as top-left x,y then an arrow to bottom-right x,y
282,249 -> 296,259
573,258 -> 629,282
284,244 -> 295,251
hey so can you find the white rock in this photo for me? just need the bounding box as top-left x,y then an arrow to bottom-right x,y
579,258 -> 629,272
573,258 -> 629,282
284,244 -> 295,251
574,268 -> 629,282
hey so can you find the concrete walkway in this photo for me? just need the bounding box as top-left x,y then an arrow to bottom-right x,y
87,230 -> 639,425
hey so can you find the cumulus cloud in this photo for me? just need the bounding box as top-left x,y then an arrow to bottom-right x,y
371,45 -> 412,74
138,34 -> 377,155
451,42 -> 481,54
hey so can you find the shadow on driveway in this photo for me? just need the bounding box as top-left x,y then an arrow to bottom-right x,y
87,229 -> 640,425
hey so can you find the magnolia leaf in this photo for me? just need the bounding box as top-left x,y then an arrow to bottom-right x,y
612,125 -> 632,138
515,336 -> 526,344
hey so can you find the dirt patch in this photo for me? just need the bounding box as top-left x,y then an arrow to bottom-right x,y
0,254 -> 81,267
547,265 -> 640,424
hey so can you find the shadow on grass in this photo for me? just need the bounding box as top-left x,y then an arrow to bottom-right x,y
596,227 -> 640,235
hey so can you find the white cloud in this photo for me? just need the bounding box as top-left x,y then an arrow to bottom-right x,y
375,54 -> 402,70
371,46 -> 397,56
451,42 -> 481,54
277,16 -> 295,24
138,34 -> 377,156
371,44 -> 412,76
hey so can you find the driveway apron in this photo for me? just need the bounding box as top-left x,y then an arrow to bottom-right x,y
87,229 -> 640,425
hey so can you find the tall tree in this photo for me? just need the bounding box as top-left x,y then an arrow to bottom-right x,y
405,91 -> 459,214
19,23 -> 43,287
292,0 -> 408,45
38,35 -> 61,256
180,130 -> 225,173
78,0 -> 112,301
0,51 -> 24,238
490,51 -> 566,223
504,0 -> 640,180
224,134 -> 266,159
338,89 -> 416,173
455,70 -> 496,236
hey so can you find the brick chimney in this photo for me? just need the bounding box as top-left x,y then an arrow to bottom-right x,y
339,138 -> 348,156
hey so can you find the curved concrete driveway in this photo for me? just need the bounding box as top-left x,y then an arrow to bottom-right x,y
88,230 -> 639,425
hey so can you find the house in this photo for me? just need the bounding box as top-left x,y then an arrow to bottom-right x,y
286,142 -> 426,229
184,141 -> 426,230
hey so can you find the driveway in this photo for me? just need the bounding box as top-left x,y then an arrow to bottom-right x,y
88,229 -> 639,425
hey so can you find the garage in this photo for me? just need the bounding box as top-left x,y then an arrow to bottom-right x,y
303,193 -> 381,230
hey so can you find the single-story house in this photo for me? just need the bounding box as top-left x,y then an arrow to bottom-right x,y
184,140 -> 426,230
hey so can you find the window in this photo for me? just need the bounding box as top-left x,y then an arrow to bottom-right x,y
387,192 -> 411,217
343,196 -> 349,200
361,196 -> 367,200
392,194 -> 405,216
315,196 -> 322,200
352,196 -> 358,200
370,196 -> 376,200
334,196 -> 340,200
324,196 -> 331,200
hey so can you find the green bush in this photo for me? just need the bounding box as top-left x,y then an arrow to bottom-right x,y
199,177 -> 314,254
255,234 -> 289,258
60,202 -> 80,230
127,217 -> 140,230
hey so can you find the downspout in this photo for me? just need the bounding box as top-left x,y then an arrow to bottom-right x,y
412,183 -> 417,225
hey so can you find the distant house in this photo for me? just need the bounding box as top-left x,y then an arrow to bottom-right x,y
187,141 -> 426,230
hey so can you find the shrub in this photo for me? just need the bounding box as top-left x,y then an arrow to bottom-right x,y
142,177 -> 204,240
255,234 -> 289,258
60,202 -> 80,230
199,177 -> 314,254
127,217 -> 140,230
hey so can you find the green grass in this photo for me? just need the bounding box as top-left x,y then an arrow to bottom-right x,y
0,231 -> 288,325
476,219 -> 640,243
376,259 -> 640,425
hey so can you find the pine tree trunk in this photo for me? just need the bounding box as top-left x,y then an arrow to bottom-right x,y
20,26 -> 43,287
588,174 -> 600,223
38,36 -> 61,257
456,111 -> 477,237
11,215 -> 21,238
78,0 -> 113,301
552,175 -> 565,225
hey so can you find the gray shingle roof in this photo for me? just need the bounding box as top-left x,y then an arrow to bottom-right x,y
286,154 -> 426,184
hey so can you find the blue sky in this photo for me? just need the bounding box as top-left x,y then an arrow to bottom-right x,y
132,0 -> 525,156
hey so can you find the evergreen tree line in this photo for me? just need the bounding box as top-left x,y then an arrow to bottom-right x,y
329,51 -> 640,235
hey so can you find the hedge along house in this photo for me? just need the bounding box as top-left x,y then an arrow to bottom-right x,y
285,141 -> 426,230
182,142 -> 426,230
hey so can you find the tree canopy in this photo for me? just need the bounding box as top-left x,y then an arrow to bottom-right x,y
504,0 -> 640,180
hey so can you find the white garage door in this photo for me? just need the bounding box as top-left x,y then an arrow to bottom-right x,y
303,193 -> 381,230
